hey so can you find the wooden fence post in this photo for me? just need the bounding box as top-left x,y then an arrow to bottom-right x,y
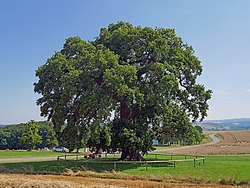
65,155 -> 67,166
193,159 -> 196,167
74,155 -> 77,167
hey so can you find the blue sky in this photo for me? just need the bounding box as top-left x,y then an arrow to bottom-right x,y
1,1 -> 250,124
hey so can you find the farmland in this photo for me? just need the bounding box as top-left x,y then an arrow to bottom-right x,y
160,130 -> 250,155
0,173 -> 235,188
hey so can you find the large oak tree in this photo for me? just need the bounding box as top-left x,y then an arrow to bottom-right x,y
34,22 -> 211,160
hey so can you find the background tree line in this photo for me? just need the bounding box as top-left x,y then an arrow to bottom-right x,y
0,120 -> 203,151
0,121 -> 57,150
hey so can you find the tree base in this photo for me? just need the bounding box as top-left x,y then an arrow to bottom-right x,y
119,148 -> 145,161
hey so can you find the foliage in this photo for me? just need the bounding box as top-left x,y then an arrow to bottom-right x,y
0,121 -> 57,150
34,22 -> 212,160
156,104 -> 202,145
111,119 -> 154,157
38,121 -> 58,148
87,124 -> 111,153
194,125 -> 203,134
0,124 -> 25,150
20,120 -> 42,150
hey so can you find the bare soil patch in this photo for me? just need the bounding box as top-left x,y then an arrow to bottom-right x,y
162,130 -> 250,155
0,174 -> 235,188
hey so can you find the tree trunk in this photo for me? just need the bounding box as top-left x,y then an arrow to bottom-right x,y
120,147 -> 144,161
120,147 -> 129,160
120,100 -> 132,120
119,100 -> 144,161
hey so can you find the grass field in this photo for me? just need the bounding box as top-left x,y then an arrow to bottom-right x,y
125,155 -> 250,184
0,150 -> 75,158
0,150 -> 83,159
0,154 -> 249,185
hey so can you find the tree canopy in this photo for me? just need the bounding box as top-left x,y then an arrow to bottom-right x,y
34,22 -> 212,160
20,120 -> 42,151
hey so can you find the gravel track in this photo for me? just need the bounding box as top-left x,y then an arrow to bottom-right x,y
152,133 -> 221,153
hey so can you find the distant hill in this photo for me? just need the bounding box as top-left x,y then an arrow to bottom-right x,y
198,118 -> 250,130
0,124 -> 6,128
0,121 -> 53,129
0,123 -> 21,128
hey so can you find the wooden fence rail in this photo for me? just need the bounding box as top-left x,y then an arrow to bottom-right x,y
57,154 -> 205,170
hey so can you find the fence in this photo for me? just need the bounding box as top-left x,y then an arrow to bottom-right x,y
57,153 -> 205,170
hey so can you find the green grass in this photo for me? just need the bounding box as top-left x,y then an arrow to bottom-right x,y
123,155 -> 250,183
0,154 -> 249,185
0,150 -> 77,158
201,134 -> 213,144
0,160 -> 66,174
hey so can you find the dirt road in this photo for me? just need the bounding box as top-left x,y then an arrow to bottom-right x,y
153,133 -> 221,153
0,156 -> 57,164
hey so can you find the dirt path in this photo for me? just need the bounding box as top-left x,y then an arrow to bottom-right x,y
152,133 -> 220,153
0,156 -> 57,164
0,174 -> 235,188
208,134 -> 221,144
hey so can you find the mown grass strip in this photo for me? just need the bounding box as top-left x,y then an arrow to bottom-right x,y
0,154 -> 249,186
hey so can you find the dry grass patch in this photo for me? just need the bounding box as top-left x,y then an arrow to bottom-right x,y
63,169 -> 234,187
0,173 -> 238,188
